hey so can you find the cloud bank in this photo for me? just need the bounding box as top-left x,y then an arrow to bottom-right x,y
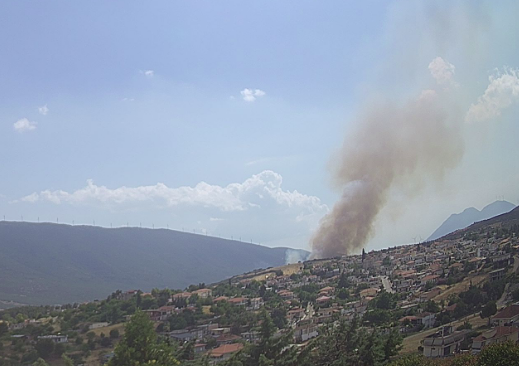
466,68 -> 519,123
20,170 -> 327,218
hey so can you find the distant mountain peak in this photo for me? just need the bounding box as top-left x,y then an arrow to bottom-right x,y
427,200 -> 516,241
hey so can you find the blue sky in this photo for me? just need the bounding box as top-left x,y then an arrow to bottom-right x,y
2,1 -> 519,252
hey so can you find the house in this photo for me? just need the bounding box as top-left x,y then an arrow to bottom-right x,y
294,320 -> 319,343
38,335 -> 68,344
10,335 -> 29,343
472,326 -> 519,354
287,308 -> 306,322
211,327 -> 231,338
89,322 -> 109,330
216,333 -> 242,346
145,306 -> 174,322
317,307 -> 340,322
489,268 -> 506,283
316,296 -> 331,305
172,292 -> 192,301
421,275 -> 439,286
194,343 -> 207,355
8,322 -> 26,331
318,286 -> 334,296
360,288 -> 379,298
419,288 -> 441,302
278,290 -> 295,300
192,288 -> 213,299
416,312 -> 436,329
492,304 -> 519,326
209,343 -> 244,363
248,297 -> 264,310
399,316 -> 421,332
228,297 -> 247,306
241,330 -> 261,344
213,296 -> 229,303
492,253 -> 512,269
422,326 -> 465,358
170,328 -> 203,342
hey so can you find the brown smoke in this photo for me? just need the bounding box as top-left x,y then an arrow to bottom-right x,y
311,91 -> 463,259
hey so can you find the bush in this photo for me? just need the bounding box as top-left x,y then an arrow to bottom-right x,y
477,341 -> 519,366
109,329 -> 120,339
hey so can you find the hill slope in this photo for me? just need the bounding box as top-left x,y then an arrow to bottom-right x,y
427,200 -> 516,241
0,222 -> 308,306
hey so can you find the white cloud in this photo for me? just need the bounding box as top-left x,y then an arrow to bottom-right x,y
38,104 -> 49,115
240,88 -> 266,102
466,68 -> 519,123
144,70 -> 154,77
19,171 -> 328,220
13,118 -> 37,133
428,57 -> 457,86
20,192 -> 39,203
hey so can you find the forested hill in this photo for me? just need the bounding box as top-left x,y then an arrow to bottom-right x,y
0,222 -> 308,306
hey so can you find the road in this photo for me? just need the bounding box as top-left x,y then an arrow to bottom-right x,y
381,276 -> 394,293
401,312 -> 487,354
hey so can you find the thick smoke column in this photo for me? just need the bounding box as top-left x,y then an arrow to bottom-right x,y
311,91 -> 463,259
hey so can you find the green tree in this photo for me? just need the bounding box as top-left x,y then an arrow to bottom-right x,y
100,336 -> 112,347
108,310 -> 178,366
388,354 -> 433,366
425,300 -> 440,313
480,301 -> 497,326
0,321 -> 8,337
54,342 -> 66,356
383,329 -> 403,361
224,309 -> 302,366
338,272 -> 351,289
180,341 -> 195,361
359,330 -> 384,366
109,329 -> 120,339
477,341 -> 519,366
86,331 -> 96,342
62,354 -> 74,366
450,353 -> 477,366
35,338 -> 55,359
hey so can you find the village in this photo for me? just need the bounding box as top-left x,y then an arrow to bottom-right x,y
1,221 -> 519,365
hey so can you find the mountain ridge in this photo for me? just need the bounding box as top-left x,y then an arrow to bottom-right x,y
0,221 -> 308,307
427,200 -> 516,241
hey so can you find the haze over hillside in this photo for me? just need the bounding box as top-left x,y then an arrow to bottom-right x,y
427,200 -> 516,241
0,222 -> 308,307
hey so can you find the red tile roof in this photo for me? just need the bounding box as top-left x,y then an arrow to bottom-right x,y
473,326 -> 518,342
209,343 -> 244,357
493,305 -> 519,320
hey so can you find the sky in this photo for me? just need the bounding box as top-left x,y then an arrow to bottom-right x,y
1,1 -> 519,253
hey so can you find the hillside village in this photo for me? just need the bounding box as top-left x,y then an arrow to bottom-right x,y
1,210 -> 519,365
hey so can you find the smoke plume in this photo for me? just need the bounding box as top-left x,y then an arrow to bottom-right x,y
311,89 -> 463,259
